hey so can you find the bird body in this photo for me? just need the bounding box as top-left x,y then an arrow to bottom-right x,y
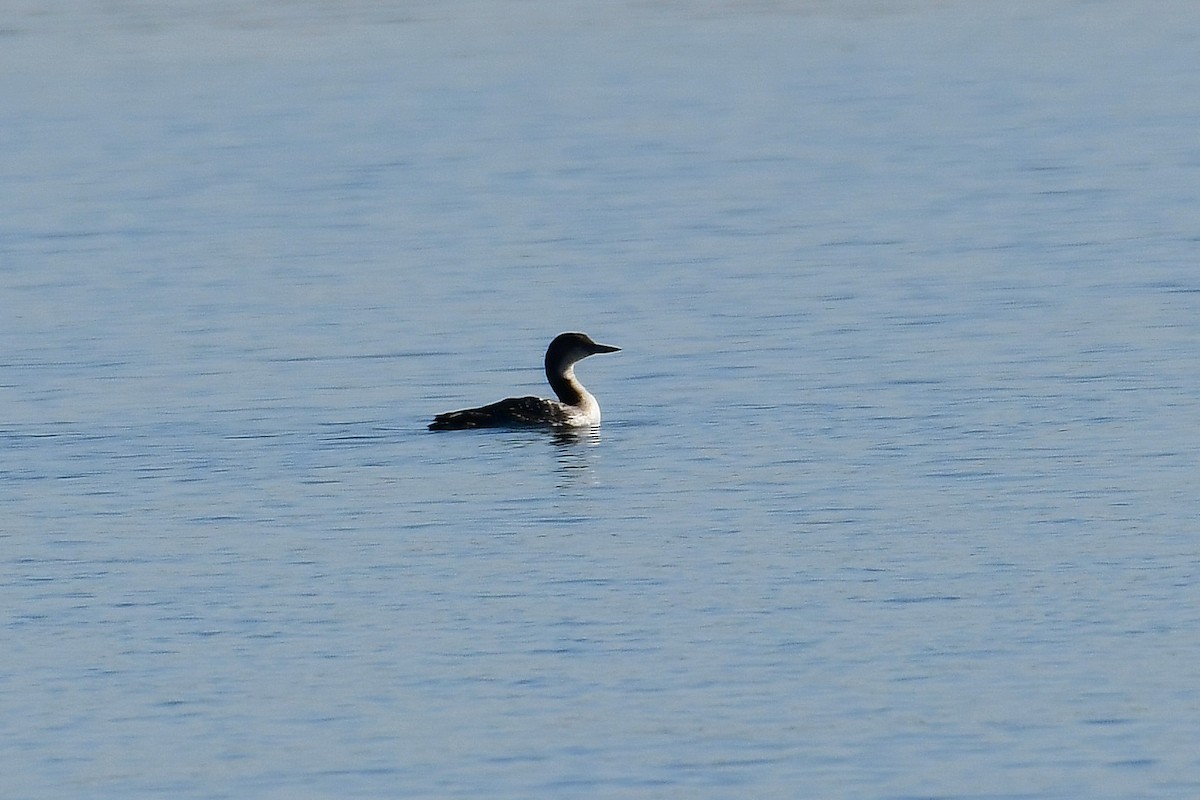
429,332 -> 619,431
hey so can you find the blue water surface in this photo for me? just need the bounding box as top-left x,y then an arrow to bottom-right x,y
3,2 -> 1199,798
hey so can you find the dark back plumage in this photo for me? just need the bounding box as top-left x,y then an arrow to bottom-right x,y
428,397 -> 571,430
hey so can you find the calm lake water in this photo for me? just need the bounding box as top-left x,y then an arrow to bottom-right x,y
3,1 -> 1199,798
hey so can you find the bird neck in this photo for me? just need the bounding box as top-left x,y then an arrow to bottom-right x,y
547,362 -> 586,406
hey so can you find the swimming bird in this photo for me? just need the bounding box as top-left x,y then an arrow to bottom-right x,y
429,332 -> 620,430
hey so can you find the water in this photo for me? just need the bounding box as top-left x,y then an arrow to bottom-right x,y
3,1 -> 1199,797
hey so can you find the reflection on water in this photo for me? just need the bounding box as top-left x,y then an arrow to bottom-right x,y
551,427 -> 602,486
550,427 -> 601,449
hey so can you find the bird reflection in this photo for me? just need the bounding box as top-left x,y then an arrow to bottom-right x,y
550,427 -> 601,486
551,427 -> 600,447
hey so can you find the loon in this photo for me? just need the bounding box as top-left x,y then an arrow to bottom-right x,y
429,332 -> 620,431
